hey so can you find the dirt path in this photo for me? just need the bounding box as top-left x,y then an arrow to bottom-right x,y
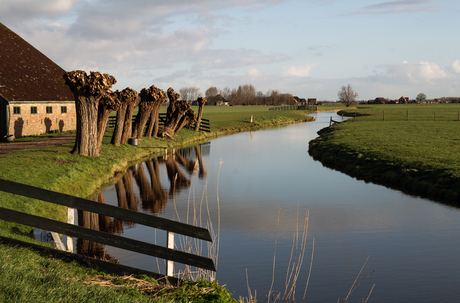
0,134 -> 76,155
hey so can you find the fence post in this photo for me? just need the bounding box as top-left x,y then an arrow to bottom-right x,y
67,207 -> 74,252
330,116 -> 332,126
250,115 -> 253,123
166,231 -> 175,276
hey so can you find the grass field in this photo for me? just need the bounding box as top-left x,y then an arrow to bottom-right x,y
309,103 -> 460,204
0,105 -> 324,302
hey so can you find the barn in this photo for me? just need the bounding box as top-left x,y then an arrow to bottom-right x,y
0,22 -> 75,139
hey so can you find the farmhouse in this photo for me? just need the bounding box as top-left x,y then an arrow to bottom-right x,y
0,22 -> 75,139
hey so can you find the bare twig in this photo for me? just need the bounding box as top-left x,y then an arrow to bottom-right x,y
268,208 -> 281,302
364,284 -> 375,303
344,255 -> 375,302
303,237 -> 314,300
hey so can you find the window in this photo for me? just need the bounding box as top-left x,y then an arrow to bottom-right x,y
30,106 -> 37,114
61,106 -> 67,113
46,106 -> 53,114
13,106 -> 20,114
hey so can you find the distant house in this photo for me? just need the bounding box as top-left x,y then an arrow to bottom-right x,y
307,98 -> 317,105
373,97 -> 387,104
293,96 -> 306,106
214,95 -> 229,106
0,22 -> 75,139
399,96 -> 409,104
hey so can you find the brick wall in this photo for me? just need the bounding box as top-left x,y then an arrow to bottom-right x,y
8,101 -> 76,138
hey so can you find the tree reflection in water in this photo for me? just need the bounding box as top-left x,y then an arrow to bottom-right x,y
76,143 -> 209,263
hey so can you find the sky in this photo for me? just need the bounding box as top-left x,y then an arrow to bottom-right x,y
1,0 -> 459,101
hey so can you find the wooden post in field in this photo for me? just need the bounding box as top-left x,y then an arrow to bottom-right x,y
67,207 -> 74,252
330,116 -> 332,126
166,231 -> 174,276
250,115 -> 253,123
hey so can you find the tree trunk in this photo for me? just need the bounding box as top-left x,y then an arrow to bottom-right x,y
162,102 -> 194,138
146,103 -> 163,138
121,101 -> 136,144
132,102 -> 154,139
72,95 -> 100,157
195,97 -> 207,131
111,102 -> 127,146
145,109 -> 156,138
96,106 -> 112,151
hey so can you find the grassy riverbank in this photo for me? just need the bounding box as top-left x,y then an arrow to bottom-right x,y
308,103 -> 460,204
0,105 -> 320,302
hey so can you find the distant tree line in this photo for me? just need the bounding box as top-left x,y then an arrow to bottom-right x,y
178,84 -> 296,106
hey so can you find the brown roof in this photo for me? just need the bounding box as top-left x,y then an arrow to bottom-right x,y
0,22 -> 74,102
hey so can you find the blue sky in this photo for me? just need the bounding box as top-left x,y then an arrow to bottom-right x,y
1,0 -> 459,100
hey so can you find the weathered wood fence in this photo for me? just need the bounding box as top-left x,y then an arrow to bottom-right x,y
108,113 -> 211,133
0,178 -> 215,279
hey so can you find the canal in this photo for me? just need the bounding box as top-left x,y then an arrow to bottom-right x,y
95,111 -> 460,302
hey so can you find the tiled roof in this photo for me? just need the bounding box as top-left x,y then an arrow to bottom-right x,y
0,22 -> 74,102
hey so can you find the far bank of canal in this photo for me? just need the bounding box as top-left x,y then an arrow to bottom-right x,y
95,111 -> 460,302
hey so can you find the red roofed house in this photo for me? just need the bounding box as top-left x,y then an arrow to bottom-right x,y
0,22 -> 75,139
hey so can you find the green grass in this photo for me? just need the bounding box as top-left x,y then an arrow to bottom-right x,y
309,103 -> 460,203
0,105 -> 316,302
0,244 -> 177,303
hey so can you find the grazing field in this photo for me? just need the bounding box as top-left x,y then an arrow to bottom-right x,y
309,103 -> 460,204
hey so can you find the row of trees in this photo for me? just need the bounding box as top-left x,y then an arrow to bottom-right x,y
178,84 -> 297,106
337,85 -> 433,107
204,85 -> 296,106
63,71 -> 206,157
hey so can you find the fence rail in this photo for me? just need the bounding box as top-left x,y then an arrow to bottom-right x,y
0,178 -> 216,275
108,114 -> 211,132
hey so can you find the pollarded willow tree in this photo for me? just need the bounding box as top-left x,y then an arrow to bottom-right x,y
194,97 -> 207,132
63,71 -> 116,157
97,92 -> 122,150
132,85 -> 167,140
111,88 -> 138,146
161,87 -> 197,138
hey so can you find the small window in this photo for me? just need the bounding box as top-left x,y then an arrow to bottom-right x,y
31,106 -> 37,114
13,106 -> 20,114
46,106 -> 53,114
61,106 -> 67,114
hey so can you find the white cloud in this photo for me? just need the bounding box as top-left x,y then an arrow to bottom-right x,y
360,0 -> 437,14
376,60 -> 446,84
0,0 -> 77,23
448,60 -> 460,74
282,63 -> 317,77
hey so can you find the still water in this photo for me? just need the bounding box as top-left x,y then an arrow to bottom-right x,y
95,111 -> 460,302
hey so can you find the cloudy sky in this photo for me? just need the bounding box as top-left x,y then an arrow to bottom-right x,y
1,0 -> 459,100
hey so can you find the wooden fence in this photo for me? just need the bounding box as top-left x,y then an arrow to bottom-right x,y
108,113 -> 211,133
0,178 -> 215,279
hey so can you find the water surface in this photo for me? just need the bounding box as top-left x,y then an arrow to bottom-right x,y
97,112 -> 460,302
